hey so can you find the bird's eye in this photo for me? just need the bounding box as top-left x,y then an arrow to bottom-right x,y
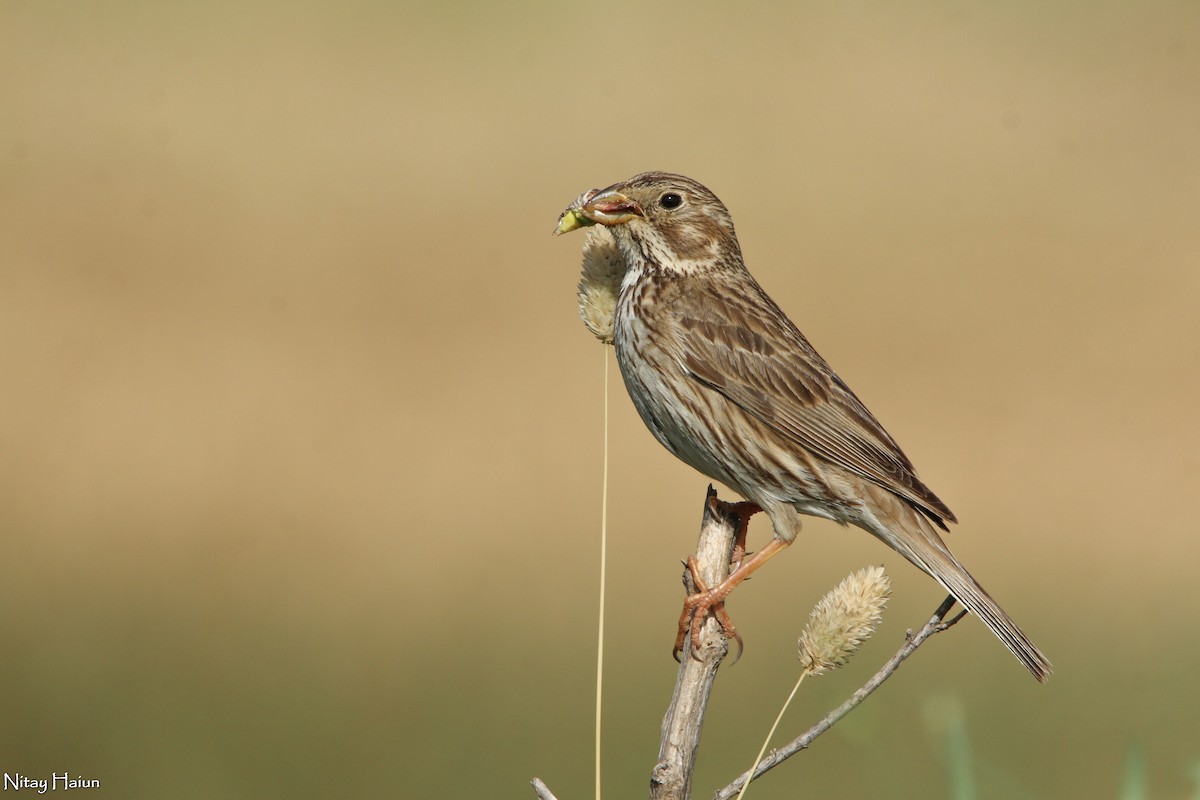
660,192 -> 683,210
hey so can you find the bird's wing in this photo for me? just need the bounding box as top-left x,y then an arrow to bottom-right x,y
674,281 -> 956,527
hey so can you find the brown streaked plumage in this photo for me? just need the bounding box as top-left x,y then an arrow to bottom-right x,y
558,172 -> 1051,681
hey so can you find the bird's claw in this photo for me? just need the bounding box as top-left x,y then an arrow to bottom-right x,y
672,557 -> 744,663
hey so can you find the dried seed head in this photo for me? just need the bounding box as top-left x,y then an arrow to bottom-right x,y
798,565 -> 891,676
577,225 -> 625,344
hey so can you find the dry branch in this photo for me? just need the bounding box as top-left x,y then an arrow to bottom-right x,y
649,485 -> 741,800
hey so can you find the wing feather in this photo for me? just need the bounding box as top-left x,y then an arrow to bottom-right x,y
675,280 -> 956,528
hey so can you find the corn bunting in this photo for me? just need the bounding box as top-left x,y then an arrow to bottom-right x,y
556,172 -> 1050,681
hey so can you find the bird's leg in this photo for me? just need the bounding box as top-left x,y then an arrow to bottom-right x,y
727,501 -> 762,572
673,536 -> 790,662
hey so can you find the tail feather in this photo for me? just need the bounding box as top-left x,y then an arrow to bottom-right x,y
913,543 -> 1053,682
861,492 -> 1052,682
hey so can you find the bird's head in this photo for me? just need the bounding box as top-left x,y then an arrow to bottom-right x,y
556,172 -> 742,275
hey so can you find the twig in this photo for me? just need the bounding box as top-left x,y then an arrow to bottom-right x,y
530,778 -> 560,800
711,595 -> 962,800
649,486 -> 741,800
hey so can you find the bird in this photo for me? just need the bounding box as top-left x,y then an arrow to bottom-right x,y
555,172 -> 1051,682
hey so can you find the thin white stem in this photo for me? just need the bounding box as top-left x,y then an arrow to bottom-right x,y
595,350 -> 611,800
734,670 -> 809,800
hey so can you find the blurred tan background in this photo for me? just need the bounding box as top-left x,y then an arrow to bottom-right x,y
3,2 -> 1198,798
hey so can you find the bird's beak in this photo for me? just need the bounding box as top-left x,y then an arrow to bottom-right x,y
581,186 -> 644,226
555,185 -> 644,235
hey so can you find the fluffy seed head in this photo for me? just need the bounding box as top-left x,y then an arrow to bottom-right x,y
798,566 -> 891,675
576,226 -> 625,344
